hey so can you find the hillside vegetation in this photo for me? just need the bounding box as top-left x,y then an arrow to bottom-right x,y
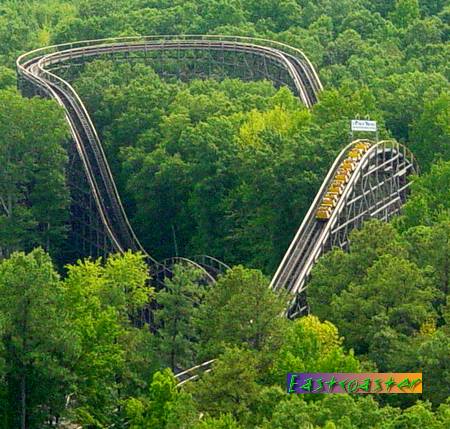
0,1 -> 448,428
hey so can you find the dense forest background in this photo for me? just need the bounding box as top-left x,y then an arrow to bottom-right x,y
0,0 -> 449,428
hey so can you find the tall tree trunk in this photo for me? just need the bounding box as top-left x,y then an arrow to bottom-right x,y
20,373 -> 26,429
171,317 -> 179,371
444,235 -> 449,296
6,193 -> 13,257
20,296 -> 29,429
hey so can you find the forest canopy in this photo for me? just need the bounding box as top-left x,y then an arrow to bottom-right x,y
0,0 -> 448,428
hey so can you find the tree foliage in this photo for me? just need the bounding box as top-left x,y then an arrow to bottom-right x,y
0,0 -> 449,426
195,266 -> 288,359
0,90 -> 69,259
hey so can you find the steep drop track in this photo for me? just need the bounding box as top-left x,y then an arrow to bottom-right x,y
17,35 -> 321,280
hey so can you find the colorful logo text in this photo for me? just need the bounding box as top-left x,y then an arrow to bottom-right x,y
287,373 -> 422,394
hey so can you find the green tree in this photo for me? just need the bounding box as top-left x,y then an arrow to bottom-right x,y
328,29 -> 365,64
420,0 -> 448,15
244,0 -> 302,31
309,220 -> 406,317
189,347 -> 260,422
404,221 -> 450,298
389,0 -> 420,28
0,90 -> 69,259
124,368 -> 197,429
410,92 -> 450,169
373,72 -> 448,142
191,413 -> 243,429
333,255 -> 437,363
194,0 -> 247,34
155,264 -> 205,371
309,220 -> 439,373
398,160 -> 450,229
0,248 -> 75,429
264,394 -> 399,429
62,251 -> 153,426
385,401 -> 447,429
268,316 -> 360,387
195,266 -> 287,359
418,328 -> 450,405
0,66 -> 15,89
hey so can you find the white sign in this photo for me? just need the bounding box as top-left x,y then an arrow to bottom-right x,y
351,120 -> 377,132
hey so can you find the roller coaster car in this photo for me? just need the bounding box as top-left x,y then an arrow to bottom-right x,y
342,160 -> 356,170
348,150 -> 363,160
352,147 -> 365,154
329,187 -> 343,195
329,182 -> 344,194
355,142 -> 371,150
316,206 -> 332,221
324,192 -> 339,202
322,198 -> 337,207
325,191 -> 340,199
337,168 -> 352,178
335,173 -> 350,182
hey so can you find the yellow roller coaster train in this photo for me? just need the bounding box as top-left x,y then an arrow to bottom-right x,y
315,140 -> 372,221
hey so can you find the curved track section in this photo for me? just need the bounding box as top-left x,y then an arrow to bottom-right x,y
16,36 -> 420,386
270,139 -> 418,318
17,35 -> 322,276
